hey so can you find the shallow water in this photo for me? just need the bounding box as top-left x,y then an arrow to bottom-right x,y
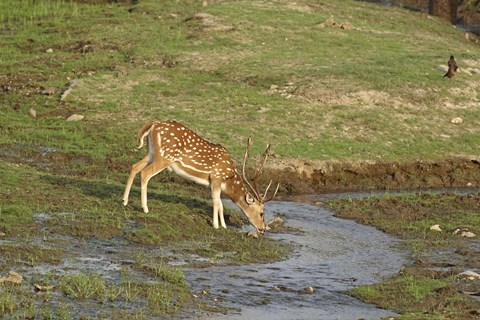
184,201 -> 406,320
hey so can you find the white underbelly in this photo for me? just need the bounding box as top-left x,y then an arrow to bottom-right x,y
169,162 -> 210,186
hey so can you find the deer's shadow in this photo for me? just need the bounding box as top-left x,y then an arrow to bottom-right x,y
41,175 -> 216,216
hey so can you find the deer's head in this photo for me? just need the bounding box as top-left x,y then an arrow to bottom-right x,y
240,137 -> 279,234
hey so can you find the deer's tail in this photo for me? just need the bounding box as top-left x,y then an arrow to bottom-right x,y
136,121 -> 156,149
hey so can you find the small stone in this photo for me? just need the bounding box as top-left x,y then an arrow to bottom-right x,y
269,84 -> 278,90
0,271 -> 23,284
34,284 -> 55,292
28,108 -> 37,119
458,271 -> 480,280
451,117 -> 463,124
0,232 -> 5,237
267,216 -> 284,230
46,48 -> 53,53
453,228 -> 476,238
305,286 -> 314,293
429,224 -> 442,232
66,114 -> 84,121
462,231 -> 476,238
246,231 -> 259,239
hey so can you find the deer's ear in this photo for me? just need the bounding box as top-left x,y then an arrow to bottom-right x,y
246,193 -> 255,205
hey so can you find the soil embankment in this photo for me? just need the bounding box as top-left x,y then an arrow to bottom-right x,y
266,157 -> 480,194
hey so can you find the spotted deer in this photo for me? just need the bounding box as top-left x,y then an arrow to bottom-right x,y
122,120 -> 279,233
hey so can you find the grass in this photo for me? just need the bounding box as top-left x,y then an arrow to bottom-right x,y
1,0 -> 480,318
327,192 -> 480,244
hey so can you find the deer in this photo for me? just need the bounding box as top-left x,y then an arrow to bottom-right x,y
122,120 -> 279,234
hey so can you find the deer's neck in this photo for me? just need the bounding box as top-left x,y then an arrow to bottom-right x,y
222,171 -> 249,204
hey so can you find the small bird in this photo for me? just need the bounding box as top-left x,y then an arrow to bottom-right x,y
447,55 -> 458,71
444,55 -> 458,78
443,65 -> 455,78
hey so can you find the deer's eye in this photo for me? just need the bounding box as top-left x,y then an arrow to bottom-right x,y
260,212 -> 264,218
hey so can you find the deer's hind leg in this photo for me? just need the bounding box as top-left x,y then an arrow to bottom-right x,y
123,155 -> 150,206
140,158 -> 172,213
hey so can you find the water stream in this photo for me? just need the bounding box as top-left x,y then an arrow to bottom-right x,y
185,201 -> 407,320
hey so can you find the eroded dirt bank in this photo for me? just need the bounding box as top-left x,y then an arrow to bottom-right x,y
265,157 -> 480,194
2,144 -> 479,194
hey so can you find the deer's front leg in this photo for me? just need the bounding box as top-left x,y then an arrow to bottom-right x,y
211,181 -> 226,229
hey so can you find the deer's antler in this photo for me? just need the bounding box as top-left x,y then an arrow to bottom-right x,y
241,137 -> 279,203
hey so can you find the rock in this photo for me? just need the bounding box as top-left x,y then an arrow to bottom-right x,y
305,286 -> 314,293
429,224 -> 442,232
267,216 -> 284,230
318,20 -> 336,28
28,108 -> 37,119
41,87 -> 57,95
450,117 -> 463,124
468,67 -> 480,74
437,65 -> 448,72
453,228 -> 476,238
46,48 -> 53,53
0,271 -> 23,284
458,271 -> 480,280
340,22 -> 353,30
246,231 -> 259,239
269,84 -> 278,90
66,114 -> 84,121
60,79 -> 78,101
0,232 -> 5,237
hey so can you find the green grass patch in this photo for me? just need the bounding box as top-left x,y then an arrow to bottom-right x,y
327,192 -> 480,243
350,269 -> 477,320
